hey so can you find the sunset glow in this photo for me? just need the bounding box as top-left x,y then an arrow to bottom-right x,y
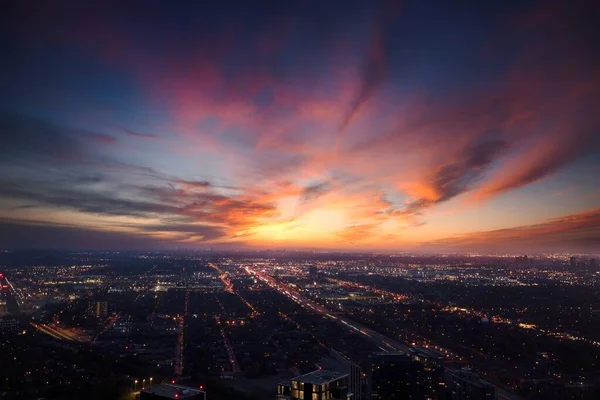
1,1 -> 598,252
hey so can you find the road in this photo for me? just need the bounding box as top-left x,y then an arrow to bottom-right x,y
30,321 -> 89,342
244,266 -> 409,353
0,273 -> 22,315
215,315 -> 241,373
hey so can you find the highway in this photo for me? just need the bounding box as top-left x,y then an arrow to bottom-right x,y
245,266 -> 524,399
0,273 -> 22,315
244,266 -> 409,353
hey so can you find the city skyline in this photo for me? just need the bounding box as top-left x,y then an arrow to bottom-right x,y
1,1 -> 599,252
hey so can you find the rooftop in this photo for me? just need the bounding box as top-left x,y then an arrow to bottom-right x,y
372,351 -> 406,357
447,368 -> 495,388
141,384 -> 204,399
292,370 -> 347,385
410,347 -> 445,359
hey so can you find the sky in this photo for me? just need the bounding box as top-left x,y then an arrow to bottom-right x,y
1,0 -> 599,253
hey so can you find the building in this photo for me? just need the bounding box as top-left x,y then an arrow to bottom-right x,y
369,352 -> 416,399
444,368 -> 496,399
140,384 -> 206,400
410,347 -> 446,399
0,316 -> 20,335
522,380 -> 597,400
325,350 -> 362,400
88,301 -> 108,318
277,370 -> 352,400
96,301 -> 108,318
570,257 -> 578,268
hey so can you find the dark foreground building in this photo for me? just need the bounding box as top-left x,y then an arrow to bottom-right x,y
369,352 -> 416,399
141,384 -> 206,400
277,370 -> 352,399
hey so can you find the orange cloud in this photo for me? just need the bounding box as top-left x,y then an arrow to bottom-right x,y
422,208 -> 600,253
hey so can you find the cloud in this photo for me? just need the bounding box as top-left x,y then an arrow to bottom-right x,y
398,139 -> 508,215
0,113 -> 150,174
301,181 -> 332,202
0,219 -> 166,250
337,27 -> 387,134
0,175 -> 280,244
337,223 -> 378,243
86,133 -> 117,145
474,107 -> 600,199
173,179 -> 212,189
337,0 -> 400,134
136,223 -> 227,241
124,129 -> 159,139
422,208 -> 600,253
0,112 -> 87,163
0,180 -> 178,217
2,1 -> 599,251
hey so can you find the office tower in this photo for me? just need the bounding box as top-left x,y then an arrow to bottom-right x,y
140,384 -> 206,399
369,352 -> 416,399
444,368 -> 496,399
410,347 -> 446,399
277,370 -> 351,400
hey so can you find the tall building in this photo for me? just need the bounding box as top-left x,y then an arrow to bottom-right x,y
0,316 -> 20,335
444,368 -> 496,399
140,384 -> 206,399
326,350 -> 363,400
88,301 -> 108,319
97,301 -> 108,318
369,352 -> 416,399
569,257 -> 578,268
277,370 -> 351,400
410,347 -> 445,399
